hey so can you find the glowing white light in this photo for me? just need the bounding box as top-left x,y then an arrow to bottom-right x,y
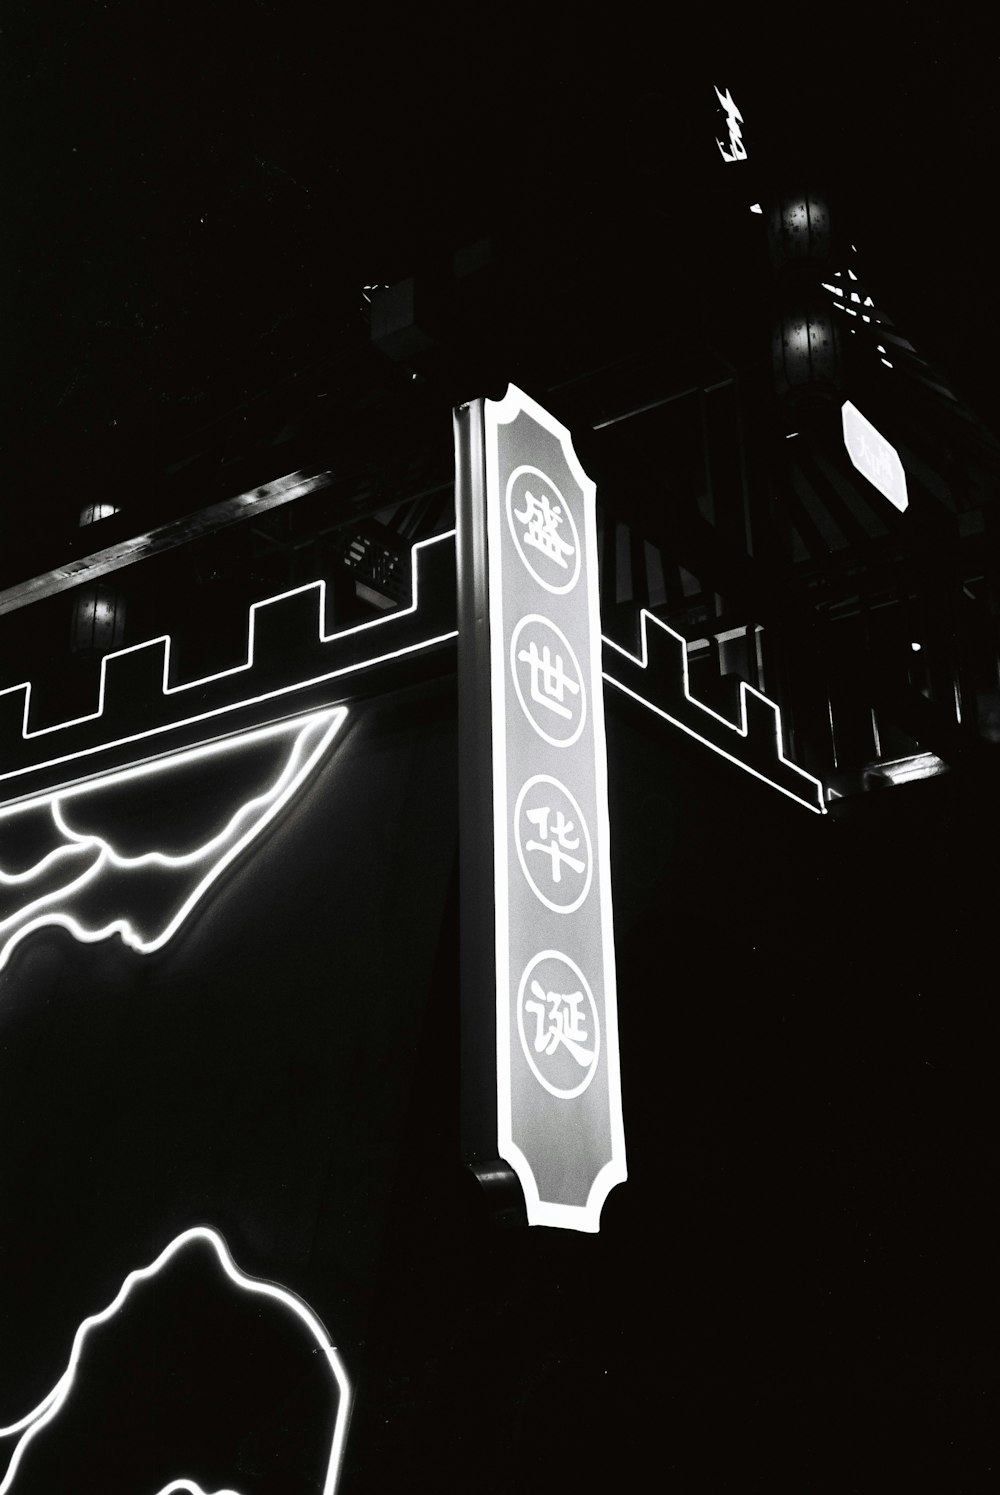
824,276 -> 881,327
0,841 -> 93,887
0,1226 -> 352,1495
513,774 -> 594,915
155,1484 -> 244,1495
0,530 -> 456,799
872,752 -> 947,786
602,615 -> 826,813
505,466 -> 581,594
750,202 -> 762,214
713,85 -> 747,162
841,400 -> 908,513
911,641 -> 921,652
515,949 -> 600,1100
0,709 -> 347,975
79,502 -> 120,526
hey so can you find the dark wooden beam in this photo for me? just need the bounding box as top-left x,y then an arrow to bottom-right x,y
0,468 -> 336,619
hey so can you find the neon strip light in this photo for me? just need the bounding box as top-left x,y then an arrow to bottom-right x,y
602,612 -> 826,813
0,1226 -> 352,1495
0,526 -> 820,818
0,530 -> 456,797
0,708 -> 347,974
154,1483 -> 244,1495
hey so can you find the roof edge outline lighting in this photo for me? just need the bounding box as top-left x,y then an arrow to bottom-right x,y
0,532 -> 822,815
0,1225 -> 352,1495
0,530 -> 458,806
603,612 -> 826,813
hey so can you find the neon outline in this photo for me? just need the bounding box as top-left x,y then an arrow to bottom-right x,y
154,1483 -> 244,1495
0,1226 -> 352,1495
0,529 -> 456,799
0,709 -> 347,974
602,612 -> 826,813
154,1484 -> 244,1495
485,384 -> 627,1235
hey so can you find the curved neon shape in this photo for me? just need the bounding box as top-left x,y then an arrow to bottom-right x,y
154,1484 -> 245,1495
0,840 -> 94,886
0,707 -> 347,974
154,1483 -> 245,1495
0,525 -> 820,816
0,1226 -> 352,1495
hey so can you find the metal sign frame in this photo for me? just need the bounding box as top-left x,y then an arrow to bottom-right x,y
456,385 -> 627,1233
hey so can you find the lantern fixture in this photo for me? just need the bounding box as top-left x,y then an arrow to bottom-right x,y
766,191 -> 835,274
70,582 -> 127,657
771,299 -> 844,410
70,501 -> 126,656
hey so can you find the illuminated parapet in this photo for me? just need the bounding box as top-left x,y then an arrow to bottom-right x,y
0,531 -> 458,807
0,529 -> 822,814
602,610 -> 826,813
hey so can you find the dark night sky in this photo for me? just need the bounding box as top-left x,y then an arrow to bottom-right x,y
1,3 -> 997,495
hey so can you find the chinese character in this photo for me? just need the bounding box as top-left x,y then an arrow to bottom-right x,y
524,979 -> 594,1068
524,806 -> 586,884
517,640 -> 581,720
714,85 -> 747,163
874,443 -> 891,484
513,489 -> 576,568
858,430 -> 876,477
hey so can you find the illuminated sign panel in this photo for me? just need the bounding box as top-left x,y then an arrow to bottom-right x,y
456,386 -> 626,1233
841,400 -> 908,512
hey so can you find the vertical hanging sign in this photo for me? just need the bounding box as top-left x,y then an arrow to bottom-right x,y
455,385 -> 626,1233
